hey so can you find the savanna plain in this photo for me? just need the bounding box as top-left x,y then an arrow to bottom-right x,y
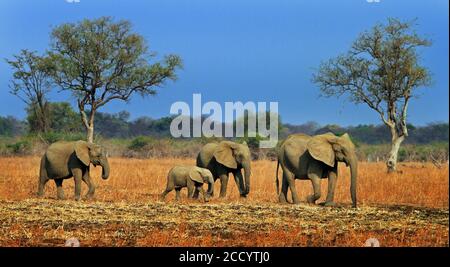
0,157 -> 448,247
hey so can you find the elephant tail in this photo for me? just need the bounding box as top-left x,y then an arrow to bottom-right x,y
275,159 -> 280,195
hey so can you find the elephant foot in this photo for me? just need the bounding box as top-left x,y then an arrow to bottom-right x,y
278,194 -> 288,204
74,196 -> 81,201
306,195 -> 316,204
85,194 -> 95,200
239,194 -> 247,198
37,192 -> 44,198
319,201 -> 336,207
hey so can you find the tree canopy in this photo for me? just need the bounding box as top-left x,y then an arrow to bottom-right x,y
313,18 -> 432,172
46,16 -> 182,142
6,50 -> 52,133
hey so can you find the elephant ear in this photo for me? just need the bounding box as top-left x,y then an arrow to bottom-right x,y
189,167 -> 204,184
74,141 -> 91,166
213,142 -> 237,169
307,135 -> 335,167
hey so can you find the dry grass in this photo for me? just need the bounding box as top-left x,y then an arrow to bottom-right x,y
0,157 -> 448,247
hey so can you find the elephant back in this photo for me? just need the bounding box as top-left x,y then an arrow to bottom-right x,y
281,135 -> 310,159
196,142 -> 218,167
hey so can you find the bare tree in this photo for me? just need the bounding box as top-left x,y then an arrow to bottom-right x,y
313,18 -> 432,172
6,50 -> 52,133
46,17 -> 182,142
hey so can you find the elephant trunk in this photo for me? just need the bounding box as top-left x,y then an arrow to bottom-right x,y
243,163 -> 251,195
349,156 -> 358,208
206,176 -> 214,197
100,157 -> 110,180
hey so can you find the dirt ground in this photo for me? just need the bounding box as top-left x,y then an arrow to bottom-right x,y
0,200 -> 448,246
0,157 -> 448,246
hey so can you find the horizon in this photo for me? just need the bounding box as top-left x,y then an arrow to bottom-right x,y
0,0 -> 448,126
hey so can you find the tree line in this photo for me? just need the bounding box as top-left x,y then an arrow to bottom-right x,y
0,105 -> 447,146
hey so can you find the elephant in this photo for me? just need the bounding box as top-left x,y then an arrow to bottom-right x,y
37,140 -> 110,200
160,166 -> 215,202
196,141 -> 252,198
276,133 -> 357,208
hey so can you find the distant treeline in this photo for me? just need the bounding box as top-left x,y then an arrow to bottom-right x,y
0,102 -> 448,162
0,102 -> 448,145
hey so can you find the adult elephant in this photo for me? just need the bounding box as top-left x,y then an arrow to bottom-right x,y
196,141 -> 251,198
38,140 -> 110,200
276,133 -> 357,208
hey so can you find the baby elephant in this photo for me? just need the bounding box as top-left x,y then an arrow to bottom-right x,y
160,166 -> 214,202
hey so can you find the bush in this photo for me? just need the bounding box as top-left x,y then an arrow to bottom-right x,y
237,135 -> 267,149
398,147 -> 408,162
6,140 -> 32,155
128,136 -> 153,151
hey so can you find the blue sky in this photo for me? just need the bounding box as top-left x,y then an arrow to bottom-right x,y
0,0 -> 448,126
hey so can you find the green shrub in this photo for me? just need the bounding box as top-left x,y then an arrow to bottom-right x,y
398,147 -> 407,162
128,136 -> 153,151
6,140 -> 31,154
237,134 -> 267,149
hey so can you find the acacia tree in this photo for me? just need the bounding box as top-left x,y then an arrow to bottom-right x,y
6,50 -> 52,133
313,18 -> 431,172
47,17 -> 182,142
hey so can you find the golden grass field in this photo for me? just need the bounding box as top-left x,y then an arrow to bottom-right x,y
0,157 -> 448,246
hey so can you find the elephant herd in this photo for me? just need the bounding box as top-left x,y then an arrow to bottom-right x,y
37,133 -> 358,208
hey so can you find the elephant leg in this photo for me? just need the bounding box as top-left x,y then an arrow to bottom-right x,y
54,179 -> 65,200
278,171 -> 289,203
72,169 -> 83,201
322,169 -> 338,207
187,184 -> 195,199
192,188 -> 200,199
37,159 -> 49,197
233,171 -> 247,197
37,176 -> 49,198
160,177 -> 174,201
175,188 -> 181,201
219,174 -> 229,198
198,186 -> 207,202
159,188 -> 171,201
82,170 -> 95,199
307,173 -> 322,205
283,167 -> 299,204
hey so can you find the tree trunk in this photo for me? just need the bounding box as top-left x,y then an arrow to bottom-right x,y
86,125 -> 94,143
386,133 -> 405,173
86,109 -> 95,143
79,104 -> 95,143
39,106 -> 49,133
36,93 -> 49,133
